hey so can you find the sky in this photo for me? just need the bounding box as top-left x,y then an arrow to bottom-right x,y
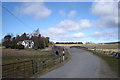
2,0 -> 119,43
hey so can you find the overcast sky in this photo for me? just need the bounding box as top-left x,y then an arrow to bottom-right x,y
2,0 -> 119,43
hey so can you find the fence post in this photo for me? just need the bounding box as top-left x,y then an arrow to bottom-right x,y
24,62 -> 26,77
53,57 -> 56,65
35,61 -> 38,73
42,59 -> 46,69
32,60 -> 35,74
60,55 -> 62,63
59,56 -> 61,63
45,59 -> 47,69
13,64 -> 15,78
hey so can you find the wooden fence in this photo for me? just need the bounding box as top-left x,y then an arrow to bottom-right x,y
2,50 -> 69,78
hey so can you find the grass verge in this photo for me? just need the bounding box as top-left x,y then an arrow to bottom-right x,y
86,50 -> 119,73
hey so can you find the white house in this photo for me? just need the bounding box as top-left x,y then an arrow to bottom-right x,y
17,40 -> 34,48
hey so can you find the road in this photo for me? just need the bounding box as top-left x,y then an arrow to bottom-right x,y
38,48 -> 117,78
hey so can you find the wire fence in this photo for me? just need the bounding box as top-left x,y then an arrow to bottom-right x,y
2,49 -> 69,78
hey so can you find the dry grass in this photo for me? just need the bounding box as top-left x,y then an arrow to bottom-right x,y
2,48 -> 71,78
2,48 -> 54,64
2,48 -> 52,57
55,44 -> 119,49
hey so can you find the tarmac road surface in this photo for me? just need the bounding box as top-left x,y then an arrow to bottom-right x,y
38,48 -> 117,78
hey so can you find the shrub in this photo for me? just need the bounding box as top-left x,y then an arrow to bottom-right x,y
16,44 -> 24,49
11,44 -> 17,49
5,44 -> 11,48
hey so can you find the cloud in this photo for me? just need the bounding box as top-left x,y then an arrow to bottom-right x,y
59,10 -> 66,17
73,32 -> 85,38
68,10 -> 77,18
48,27 -> 66,35
16,2 -> 52,19
40,19 -> 91,41
41,19 -> 91,37
91,30 -> 118,40
59,10 -> 77,18
57,19 -> 91,32
91,1 -> 118,28
92,1 -> 117,16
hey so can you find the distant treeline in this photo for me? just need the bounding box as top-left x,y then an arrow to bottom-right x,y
103,41 -> 120,44
56,42 -> 83,44
2,29 -> 50,49
98,41 -> 120,44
